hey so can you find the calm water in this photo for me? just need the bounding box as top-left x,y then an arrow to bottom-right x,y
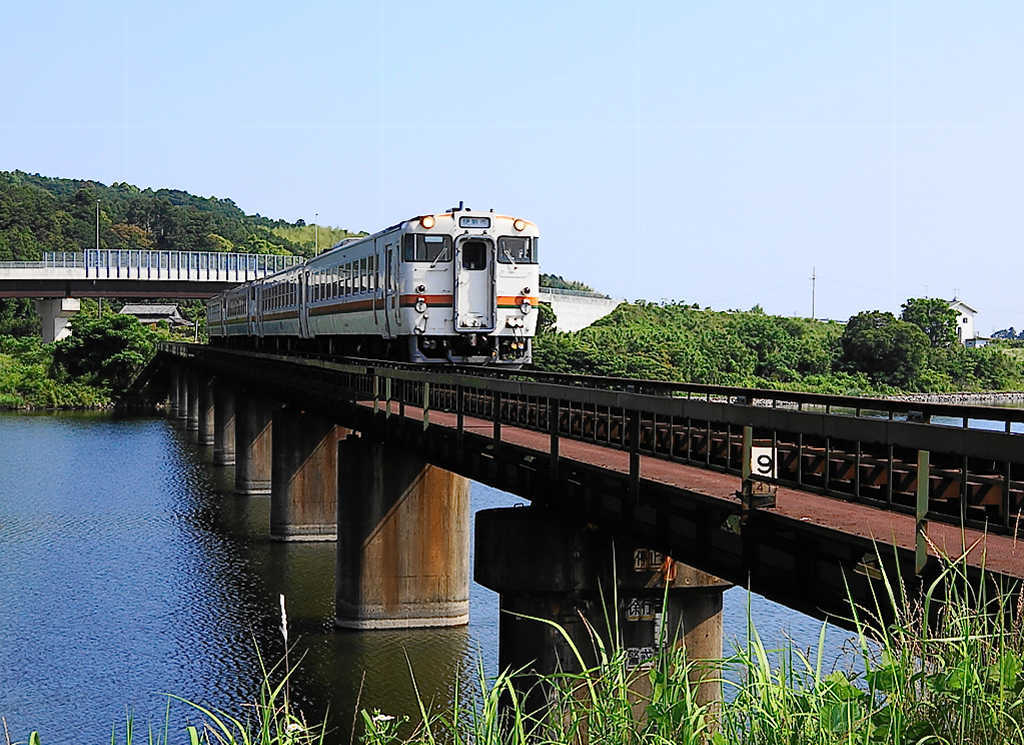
0,412 -> 858,743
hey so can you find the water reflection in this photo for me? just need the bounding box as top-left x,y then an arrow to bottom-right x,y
0,412 -> 857,743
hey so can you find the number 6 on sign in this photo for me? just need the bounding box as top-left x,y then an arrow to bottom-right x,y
751,446 -> 776,479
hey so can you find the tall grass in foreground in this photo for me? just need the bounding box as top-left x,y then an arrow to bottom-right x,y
365,547 -> 1024,745
8,547 -> 1024,744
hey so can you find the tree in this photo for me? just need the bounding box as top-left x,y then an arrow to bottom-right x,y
840,311 -> 930,388
536,302 -> 557,335
52,313 -> 157,391
900,297 -> 958,348
110,222 -> 155,249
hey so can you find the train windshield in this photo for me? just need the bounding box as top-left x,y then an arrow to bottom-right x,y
402,234 -> 452,262
497,236 -> 537,264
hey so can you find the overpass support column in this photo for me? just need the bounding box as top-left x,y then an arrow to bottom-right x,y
213,384 -> 236,466
234,393 -> 275,495
475,507 -> 729,710
185,372 -> 200,433
270,405 -> 343,541
335,435 -> 470,629
197,377 -> 215,446
35,298 -> 80,343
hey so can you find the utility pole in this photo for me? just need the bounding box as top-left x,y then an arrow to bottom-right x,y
810,266 -> 816,320
96,200 -> 102,317
314,211 -> 319,255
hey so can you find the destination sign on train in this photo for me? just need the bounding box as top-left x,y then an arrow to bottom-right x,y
459,216 -> 491,228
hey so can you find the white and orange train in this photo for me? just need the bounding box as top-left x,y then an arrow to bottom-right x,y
206,205 -> 539,365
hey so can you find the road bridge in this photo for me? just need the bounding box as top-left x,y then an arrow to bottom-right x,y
0,250 -> 303,340
141,344 -> 1024,706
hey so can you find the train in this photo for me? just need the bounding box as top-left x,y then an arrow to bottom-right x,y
206,205 -> 539,365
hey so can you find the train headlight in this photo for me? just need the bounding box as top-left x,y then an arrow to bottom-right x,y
415,297 -> 427,313
420,215 -> 435,229
520,298 -> 532,314
513,219 -> 526,231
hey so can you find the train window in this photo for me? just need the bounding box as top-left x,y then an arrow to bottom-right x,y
402,234 -> 452,262
497,236 -> 537,264
461,240 -> 488,270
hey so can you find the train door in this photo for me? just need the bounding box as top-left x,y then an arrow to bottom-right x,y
383,242 -> 397,338
299,272 -> 310,338
454,236 -> 496,332
254,283 -> 264,338
248,286 -> 258,336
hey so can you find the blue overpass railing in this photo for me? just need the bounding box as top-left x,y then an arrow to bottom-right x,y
0,251 -> 304,280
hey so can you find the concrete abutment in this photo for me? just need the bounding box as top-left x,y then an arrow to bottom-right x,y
335,436 -> 470,630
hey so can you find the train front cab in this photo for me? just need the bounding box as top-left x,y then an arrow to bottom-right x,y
404,211 -> 538,366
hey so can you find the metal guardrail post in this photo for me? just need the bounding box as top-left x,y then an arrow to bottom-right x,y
384,377 -> 391,421
549,397 -> 561,481
456,385 -> 464,450
422,381 -> 430,431
493,391 -> 501,444
916,449 -> 930,576
741,425 -> 752,481
629,408 -> 641,502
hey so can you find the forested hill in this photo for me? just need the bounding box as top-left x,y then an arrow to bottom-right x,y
0,170 -> 363,261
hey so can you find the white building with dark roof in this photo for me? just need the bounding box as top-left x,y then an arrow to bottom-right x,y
948,298 -> 979,346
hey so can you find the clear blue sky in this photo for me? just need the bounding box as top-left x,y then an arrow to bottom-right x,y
2,1 -> 1021,331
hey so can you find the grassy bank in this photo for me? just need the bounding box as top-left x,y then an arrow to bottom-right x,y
10,551 -> 1022,745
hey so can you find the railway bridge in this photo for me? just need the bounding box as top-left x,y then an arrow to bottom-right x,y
0,250 -> 302,341
142,343 -> 1024,704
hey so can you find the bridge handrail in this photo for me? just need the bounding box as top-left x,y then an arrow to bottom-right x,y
538,286 -> 612,299
0,251 -> 305,277
159,343 -> 1024,433
333,355 -> 1024,428
157,343 -> 1024,534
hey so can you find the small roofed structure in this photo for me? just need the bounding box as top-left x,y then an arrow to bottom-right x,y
119,304 -> 190,328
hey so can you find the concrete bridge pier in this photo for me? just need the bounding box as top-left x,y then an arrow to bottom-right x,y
335,435 -> 470,629
197,377 -> 215,446
185,373 -> 200,433
234,393 -> 275,495
270,405 -> 343,541
212,384 -> 236,466
475,507 -> 729,711
173,368 -> 188,421
167,365 -> 183,419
